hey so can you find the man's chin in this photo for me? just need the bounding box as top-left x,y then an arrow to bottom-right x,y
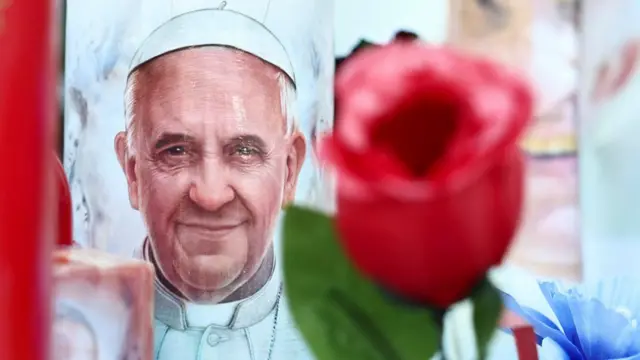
175,254 -> 244,293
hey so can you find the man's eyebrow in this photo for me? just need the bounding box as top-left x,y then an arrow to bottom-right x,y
229,135 -> 268,149
154,133 -> 196,149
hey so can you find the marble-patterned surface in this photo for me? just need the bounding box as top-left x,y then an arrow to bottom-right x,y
63,0 -> 333,255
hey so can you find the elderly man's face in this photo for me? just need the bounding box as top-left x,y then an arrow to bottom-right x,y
115,47 -> 305,301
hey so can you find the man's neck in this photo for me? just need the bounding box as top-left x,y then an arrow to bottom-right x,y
149,243 -> 275,304
223,247 -> 274,302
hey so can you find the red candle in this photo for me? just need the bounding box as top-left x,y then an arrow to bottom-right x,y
54,154 -> 73,247
0,0 -> 57,359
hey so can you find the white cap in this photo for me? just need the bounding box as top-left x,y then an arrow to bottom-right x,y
128,8 -> 296,83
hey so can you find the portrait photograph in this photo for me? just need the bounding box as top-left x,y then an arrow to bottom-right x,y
63,0 -> 332,359
508,0 -> 580,282
448,0 -> 581,282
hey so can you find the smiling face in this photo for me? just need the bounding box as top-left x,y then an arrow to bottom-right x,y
115,47 -> 305,302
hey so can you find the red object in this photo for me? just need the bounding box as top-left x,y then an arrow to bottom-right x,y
55,155 -> 73,247
500,311 -> 538,360
320,43 -> 533,308
512,326 -> 539,360
0,0 -> 57,359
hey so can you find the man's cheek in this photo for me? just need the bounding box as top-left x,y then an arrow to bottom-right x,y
248,175 -> 284,219
141,169 -> 190,208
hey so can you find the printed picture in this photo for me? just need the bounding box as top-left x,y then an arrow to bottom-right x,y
53,304 -> 99,360
63,0 -> 332,359
53,266 -> 141,360
507,0 -> 579,281
449,0 -> 581,281
447,0 -> 532,73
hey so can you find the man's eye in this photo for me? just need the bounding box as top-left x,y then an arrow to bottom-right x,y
235,146 -> 257,156
164,146 -> 186,156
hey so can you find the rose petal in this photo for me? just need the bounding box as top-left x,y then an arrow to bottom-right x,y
333,42 -> 533,192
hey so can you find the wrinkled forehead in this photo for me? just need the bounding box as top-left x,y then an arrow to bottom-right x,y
128,46 -> 288,132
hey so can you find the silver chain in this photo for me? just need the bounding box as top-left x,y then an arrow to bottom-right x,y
264,283 -> 283,360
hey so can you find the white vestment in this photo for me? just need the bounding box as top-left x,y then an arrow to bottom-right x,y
137,240 -> 314,360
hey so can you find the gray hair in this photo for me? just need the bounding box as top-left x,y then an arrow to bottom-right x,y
123,64 -> 298,155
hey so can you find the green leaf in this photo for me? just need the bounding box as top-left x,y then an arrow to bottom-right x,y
282,205 -> 441,360
471,279 -> 502,359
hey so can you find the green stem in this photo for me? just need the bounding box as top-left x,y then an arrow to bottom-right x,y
432,308 -> 447,360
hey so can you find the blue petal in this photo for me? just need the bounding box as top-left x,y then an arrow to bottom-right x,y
569,297 -> 640,359
617,353 -> 640,360
501,291 -> 584,359
540,338 -> 571,360
539,282 -> 584,354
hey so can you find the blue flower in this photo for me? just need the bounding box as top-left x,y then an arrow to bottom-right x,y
501,279 -> 640,360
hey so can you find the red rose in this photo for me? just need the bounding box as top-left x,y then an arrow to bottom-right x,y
54,154 -> 73,247
320,43 -> 533,308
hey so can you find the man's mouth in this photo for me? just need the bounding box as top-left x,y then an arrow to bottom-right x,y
179,222 -> 243,233
175,222 -> 244,255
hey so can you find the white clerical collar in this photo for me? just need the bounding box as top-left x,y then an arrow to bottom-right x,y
140,239 -> 282,331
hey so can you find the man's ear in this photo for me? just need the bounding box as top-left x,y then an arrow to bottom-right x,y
282,131 -> 306,207
114,131 -> 140,210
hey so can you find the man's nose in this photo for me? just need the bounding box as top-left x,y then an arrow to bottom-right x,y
188,161 -> 235,211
